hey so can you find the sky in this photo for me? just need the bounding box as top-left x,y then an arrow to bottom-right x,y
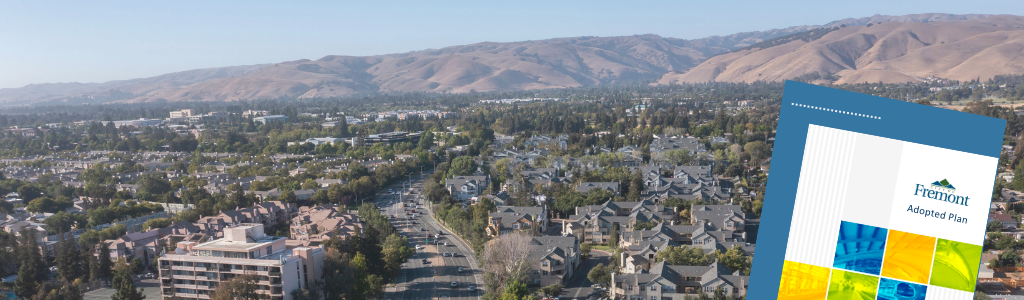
1,0 -> 1022,89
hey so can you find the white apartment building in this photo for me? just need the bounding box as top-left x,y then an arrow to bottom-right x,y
157,224 -> 324,300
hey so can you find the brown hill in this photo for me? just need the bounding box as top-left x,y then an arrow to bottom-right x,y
0,13 -> 1006,105
657,15 -> 1024,85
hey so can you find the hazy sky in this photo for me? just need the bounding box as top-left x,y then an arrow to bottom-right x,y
1,0 -> 1021,89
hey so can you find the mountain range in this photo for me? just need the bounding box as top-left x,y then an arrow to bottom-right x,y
0,13 -> 1014,105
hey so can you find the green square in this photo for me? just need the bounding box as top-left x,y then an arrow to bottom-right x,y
827,269 -> 878,300
929,239 -> 982,292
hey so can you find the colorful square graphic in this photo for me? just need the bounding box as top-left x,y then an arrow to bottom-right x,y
880,230 -> 936,284
929,239 -> 982,292
778,260 -> 830,300
876,278 -> 927,300
826,269 -> 878,300
834,221 -> 887,275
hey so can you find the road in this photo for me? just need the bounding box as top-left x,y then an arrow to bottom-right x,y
374,171 -> 481,300
563,251 -> 610,300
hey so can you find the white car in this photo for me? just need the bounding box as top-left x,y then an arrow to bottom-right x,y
415,245 -> 422,250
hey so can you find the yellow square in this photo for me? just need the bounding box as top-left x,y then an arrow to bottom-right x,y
881,230 -> 936,284
779,260 -> 831,300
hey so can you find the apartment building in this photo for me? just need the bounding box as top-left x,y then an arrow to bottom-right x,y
611,261 -> 748,300
563,200 -> 678,244
157,224 -> 323,300
527,236 -> 580,287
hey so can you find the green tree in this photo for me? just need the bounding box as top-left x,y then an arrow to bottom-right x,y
448,156 -> 478,178
608,224 -> 619,247
538,284 -> 564,297
501,280 -> 529,300
211,274 -> 260,300
15,229 -> 45,299
111,259 -> 146,300
96,242 -> 114,282
143,218 -> 172,231
587,263 -> 612,287
657,246 -> 712,266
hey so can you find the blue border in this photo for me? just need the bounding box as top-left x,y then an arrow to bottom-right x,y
747,81 -> 1006,298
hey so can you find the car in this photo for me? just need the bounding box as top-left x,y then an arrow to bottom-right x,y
444,242 -> 449,246
469,286 -> 476,292
450,281 -> 458,288
415,245 -> 422,250
437,230 -> 443,235
457,267 -> 464,273
422,259 -> 429,264
419,227 -> 425,231
442,252 -> 450,257
410,220 -> 417,224
452,252 -> 458,257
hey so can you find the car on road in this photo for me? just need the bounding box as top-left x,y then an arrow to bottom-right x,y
419,227 -> 425,231
457,267 -> 464,273
469,286 -> 476,292
444,242 -> 449,246
437,230 -> 443,235
415,245 -> 422,250
422,259 -> 429,264
450,281 -> 458,288
442,252 -> 450,257
452,252 -> 458,257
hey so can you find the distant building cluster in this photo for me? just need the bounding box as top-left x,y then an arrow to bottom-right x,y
167,109 -> 230,125
479,98 -> 563,104
362,110 -> 456,122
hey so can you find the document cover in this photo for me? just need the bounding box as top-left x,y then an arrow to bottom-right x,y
750,82 -> 1007,300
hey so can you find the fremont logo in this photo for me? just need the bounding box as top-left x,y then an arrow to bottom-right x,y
913,179 -> 969,206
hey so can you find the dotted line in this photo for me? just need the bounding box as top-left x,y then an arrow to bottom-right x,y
791,102 -> 881,119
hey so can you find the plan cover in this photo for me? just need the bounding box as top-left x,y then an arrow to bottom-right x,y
749,82 -> 1007,300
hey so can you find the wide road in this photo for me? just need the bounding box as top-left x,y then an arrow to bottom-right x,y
374,171 -> 482,300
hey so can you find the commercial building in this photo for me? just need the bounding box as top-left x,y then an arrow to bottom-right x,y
111,118 -> 164,128
254,115 -> 288,124
157,224 -> 324,300
170,109 -> 196,119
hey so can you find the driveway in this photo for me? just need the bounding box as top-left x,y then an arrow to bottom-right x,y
563,250 -> 611,300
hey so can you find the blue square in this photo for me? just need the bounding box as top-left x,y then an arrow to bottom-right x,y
876,278 -> 927,300
833,221 -> 887,275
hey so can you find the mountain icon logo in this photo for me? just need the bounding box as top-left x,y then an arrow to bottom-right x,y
930,179 -> 956,192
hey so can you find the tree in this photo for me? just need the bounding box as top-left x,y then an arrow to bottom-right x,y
538,284 -> 564,297
713,246 -> 752,275
482,233 -> 534,294
657,246 -> 712,266
211,273 -> 261,300
501,280 -> 529,300
448,156 -> 478,178
17,185 -> 42,201
587,264 -> 611,287
96,242 -> 114,282
608,224 -> 619,247
744,141 -> 770,163
143,218 -> 172,231
278,190 -> 297,203
111,259 -> 146,300
15,229 -> 45,299
137,173 -> 172,196
713,286 -> 727,300
975,291 -> 992,300
581,243 -> 592,258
